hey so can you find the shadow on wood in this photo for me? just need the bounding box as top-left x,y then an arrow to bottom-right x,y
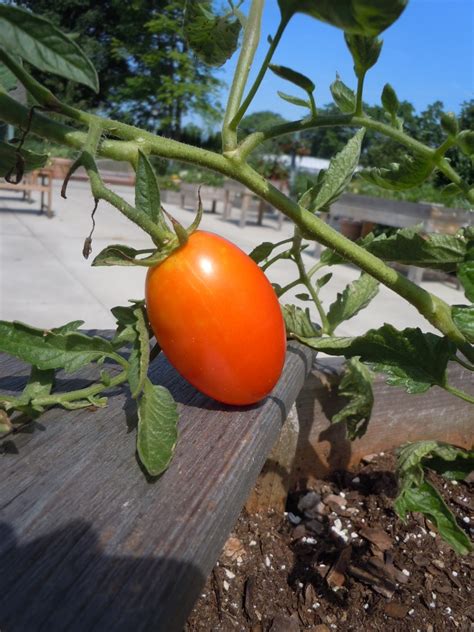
0,521 -> 205,632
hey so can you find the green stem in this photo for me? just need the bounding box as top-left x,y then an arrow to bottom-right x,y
277,261 -> 325,297
355,73 -> 365,115
233,162 -> 466,346
222,0 -> 265,151
230,16 -> 288,131
444,384 -> 474,405
0,95 -> 467,344
261,250 -> 291,271
292,231 -> 330,332
33,370 -> 128,408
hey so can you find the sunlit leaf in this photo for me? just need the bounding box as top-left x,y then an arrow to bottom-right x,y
457,261 -> 474,302
327,273 -> 379,333
296,324 -> 455,393
361,152 -> 434,190
277,91 -> 311,109
137,379 -> 178,476
302,129 -> 365,212
452,305 -> 474,343
330,74 -> 355,113
184,1 -> 241,67
283,304 -> 320,338
381,83 -> 399,116
394,480 -> 471,555
365,226 -> 467,271
0,320 -> 115,373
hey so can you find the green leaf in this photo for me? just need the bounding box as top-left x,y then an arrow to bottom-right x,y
458,261 -> 474,302
332,358 -> 373,439
92,244 -> 157,267
0,320 -> 115,373
361,152 -> 434,190
0,5 -> 98,92
269,64 -> 315,94
295,293 -> 312,301
452,305 -> 474,343
0,141 -> 48,178
52,320 -> 84,334
249,241 -> 278,264
344,34 -> 382,78
394,480 -> 471,555
127,304 -> 150,399
327,273 -> 379,333
183,1 -> 241,67
381,83 -> 399,116
283,304 -> 320,338
135,150 -> 160,224
303,129 -> 365,212
440,112 -> 458,137
277,91 -> 311,109
330,74 -> 355,113
316,272 -> 333,289
426,448 -> 474,481
15,366 -> 55,417
296,325 -> 455,394
456,130 -> 474,157
137,379 -> 178,477
0,61 -> 17,91
365,226 -> 467,271
277,0 -> 408,37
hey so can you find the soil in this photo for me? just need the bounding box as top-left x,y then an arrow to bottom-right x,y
186,452 -> 473,632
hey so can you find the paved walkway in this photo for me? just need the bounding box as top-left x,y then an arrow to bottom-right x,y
0,180 -> 464,336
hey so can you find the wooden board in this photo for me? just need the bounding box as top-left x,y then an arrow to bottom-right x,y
0,340 -> 313,632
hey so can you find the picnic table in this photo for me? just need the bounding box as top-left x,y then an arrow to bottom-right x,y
0,167 -> 53,217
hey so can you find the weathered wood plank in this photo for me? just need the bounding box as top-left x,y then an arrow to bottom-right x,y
0,340 -> 313,632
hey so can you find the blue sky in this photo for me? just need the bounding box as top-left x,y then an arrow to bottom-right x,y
216,0 -> 474,120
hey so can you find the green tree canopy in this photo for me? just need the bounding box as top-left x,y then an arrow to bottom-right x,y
10,0 -> 224,137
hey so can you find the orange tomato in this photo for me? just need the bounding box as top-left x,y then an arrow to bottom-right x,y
145,231 -> 286,405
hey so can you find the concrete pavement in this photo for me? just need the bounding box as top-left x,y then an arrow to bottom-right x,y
0,180 -> 465,335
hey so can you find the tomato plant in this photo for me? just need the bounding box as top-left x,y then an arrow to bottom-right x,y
146,231 -> 286,405
0,0 -> 473,550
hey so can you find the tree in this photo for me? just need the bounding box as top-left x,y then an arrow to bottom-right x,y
10,0 -> 223,137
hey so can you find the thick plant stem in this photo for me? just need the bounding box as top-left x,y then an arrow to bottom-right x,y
222,0 -> 265,151
233,163 -> 467,346
33,370 -> 128,408
0,97 -> 468,345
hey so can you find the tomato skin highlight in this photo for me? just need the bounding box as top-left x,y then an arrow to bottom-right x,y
145,231 -> 286,405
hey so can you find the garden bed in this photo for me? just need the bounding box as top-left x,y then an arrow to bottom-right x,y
186,451 -> 473,631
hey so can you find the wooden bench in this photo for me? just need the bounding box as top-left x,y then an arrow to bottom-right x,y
0,338 -> 313,632
0,168 -> 53,217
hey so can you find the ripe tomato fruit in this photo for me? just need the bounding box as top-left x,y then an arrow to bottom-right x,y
145,231 -> 286,405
